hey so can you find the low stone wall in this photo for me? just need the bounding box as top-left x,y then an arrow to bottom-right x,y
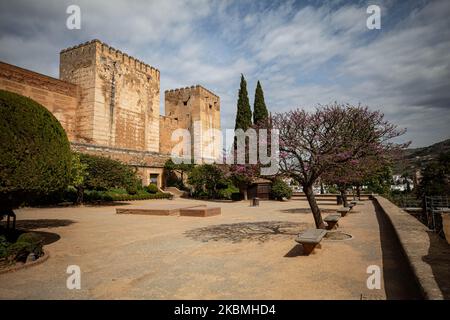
374,196 -> 450,300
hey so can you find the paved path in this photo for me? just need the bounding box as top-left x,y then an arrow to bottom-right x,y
0,199 -> 421,299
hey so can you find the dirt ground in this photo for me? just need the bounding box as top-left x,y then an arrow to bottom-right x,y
0,198 -> 421,299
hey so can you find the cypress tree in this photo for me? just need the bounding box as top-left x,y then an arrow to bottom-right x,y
234,74 -> 252,130
253,80 -> 269,125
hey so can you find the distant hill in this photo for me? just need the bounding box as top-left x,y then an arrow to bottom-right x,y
395,138 -> 450,174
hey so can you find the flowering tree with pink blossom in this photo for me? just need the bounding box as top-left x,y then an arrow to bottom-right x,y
272,103 -> 407,228
225,164 -> 260,200
321,154 -> 392,207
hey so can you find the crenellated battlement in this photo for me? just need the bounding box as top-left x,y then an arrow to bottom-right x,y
165,84 -> 219,99
60,39 -> 160,78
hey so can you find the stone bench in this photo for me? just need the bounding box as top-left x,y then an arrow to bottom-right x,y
179,206 -> 221,217
295,229 -> 327,255
337,207 -> 351,217
324,214 -> 341,230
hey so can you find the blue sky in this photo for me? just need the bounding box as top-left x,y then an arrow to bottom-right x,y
0,0 -> 449,147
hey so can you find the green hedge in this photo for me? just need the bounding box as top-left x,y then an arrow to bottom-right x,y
84,190 -> 172,202
0,90 -> 71,210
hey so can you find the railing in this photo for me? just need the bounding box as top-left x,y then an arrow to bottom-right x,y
425,196 -> 450,237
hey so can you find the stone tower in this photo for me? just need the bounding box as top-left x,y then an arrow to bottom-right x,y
161,85 -> 221,161
59,39 -> 160,152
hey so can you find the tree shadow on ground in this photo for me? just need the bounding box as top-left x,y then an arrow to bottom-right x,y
1,219 -> 75,230
280,208 -> 337,214
185,221 -> 308,243
373,201 -> 422,299
27,230 -> 61,245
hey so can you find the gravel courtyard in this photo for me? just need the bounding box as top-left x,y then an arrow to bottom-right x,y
0,199 -> 421,299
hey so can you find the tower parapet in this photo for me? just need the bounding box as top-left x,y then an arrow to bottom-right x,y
60,39 -> 160,80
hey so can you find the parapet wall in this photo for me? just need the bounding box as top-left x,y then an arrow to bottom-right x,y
374,196 -> 450,299
165,84 -> 219,99
61,39 -> 160,80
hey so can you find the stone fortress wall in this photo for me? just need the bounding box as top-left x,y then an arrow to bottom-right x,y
0,39 -> 221,187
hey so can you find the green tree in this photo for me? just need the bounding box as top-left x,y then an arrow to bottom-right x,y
417,152 -> 450,197
70,152 -> 89,204
188,164 -> 228,198
270,178 -> 292,200
253,80 -> 269,125
234,74 -> 252,131
0,90 -> 72,228
164,159 -> 193,189
79,153 -> 137,191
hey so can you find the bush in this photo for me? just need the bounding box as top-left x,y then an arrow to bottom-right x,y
145,184 -> 159,194
79,153 -> 138,191
217,184 -> 240,200
0,90 -> 72,211
6,232 -> 43,262
270,179 -> 292,200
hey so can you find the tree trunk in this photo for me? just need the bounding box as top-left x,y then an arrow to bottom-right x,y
239,184 -> 248,200
304,184 -> 325,229
320,182 -> 324,194
339,186 -> 348,207
356,184 -> 361,200
75,186 -> 84,205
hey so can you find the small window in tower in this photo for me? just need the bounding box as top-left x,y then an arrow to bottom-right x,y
183,101 -> 188,106
209,104 -> 212,109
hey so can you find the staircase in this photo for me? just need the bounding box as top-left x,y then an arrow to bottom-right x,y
163,187 -> 188,198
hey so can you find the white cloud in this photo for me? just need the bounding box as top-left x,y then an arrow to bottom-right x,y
0,0 -> 448,147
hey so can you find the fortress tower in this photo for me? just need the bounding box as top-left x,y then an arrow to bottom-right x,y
60,39 -> 160,152
161,85 -> 221,161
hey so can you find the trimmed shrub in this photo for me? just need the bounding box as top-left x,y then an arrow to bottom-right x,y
0,90 -> 72,211
145,184 -> 159,194
270,179 -> 293,200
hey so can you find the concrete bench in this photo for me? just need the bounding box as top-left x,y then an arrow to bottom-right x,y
348,203 -> 355,209
324,214 -> 341,230
295,229 -> 327,255
179,206 -> 221,217
337,207 -> 351,217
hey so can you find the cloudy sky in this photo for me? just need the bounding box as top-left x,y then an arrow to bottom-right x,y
0,0 -> 449,147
